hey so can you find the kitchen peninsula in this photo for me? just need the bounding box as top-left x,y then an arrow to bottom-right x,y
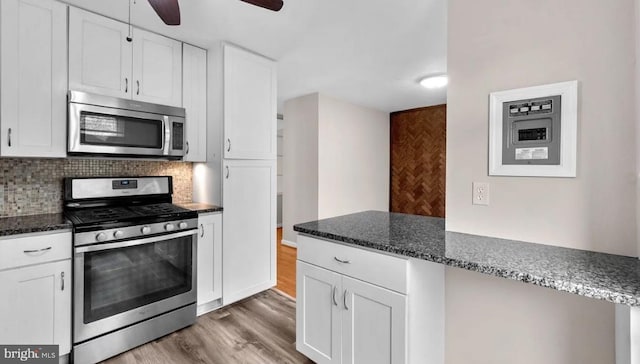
294,211 -> 640,364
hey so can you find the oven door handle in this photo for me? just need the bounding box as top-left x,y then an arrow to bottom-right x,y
75,230 -> 196,253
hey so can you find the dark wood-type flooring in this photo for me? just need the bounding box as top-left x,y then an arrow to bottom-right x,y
102,290 -> 313,364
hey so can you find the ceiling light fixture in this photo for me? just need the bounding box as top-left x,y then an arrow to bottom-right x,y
419,75 -> 448,89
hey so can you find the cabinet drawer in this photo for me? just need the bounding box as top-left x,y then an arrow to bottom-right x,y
298,235 -> 408,294
0,232 -> 72,270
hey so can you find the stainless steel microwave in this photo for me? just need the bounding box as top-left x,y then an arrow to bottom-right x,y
68,91 -> 186,159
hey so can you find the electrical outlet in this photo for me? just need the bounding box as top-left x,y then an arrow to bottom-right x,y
472,182 -> 489,206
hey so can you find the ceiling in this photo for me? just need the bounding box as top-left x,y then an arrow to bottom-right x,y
61,0 -> 447,113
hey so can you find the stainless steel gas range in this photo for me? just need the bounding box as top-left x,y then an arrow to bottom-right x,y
64,176 -> 197,364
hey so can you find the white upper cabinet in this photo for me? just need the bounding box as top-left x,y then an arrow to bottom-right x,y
132,28 -> 182,107
0,0 -> 67,158
69,8 -> 182,107
223,44 -> 277,160
183,44 -> 207,162
69,7 -> 131,99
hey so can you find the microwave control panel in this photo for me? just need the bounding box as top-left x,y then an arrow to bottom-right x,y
502,95 -> 561,165
172,121 -> 184,151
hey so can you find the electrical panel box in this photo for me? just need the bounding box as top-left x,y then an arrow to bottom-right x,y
502,95 -> 561,165
488,80 -> 577,177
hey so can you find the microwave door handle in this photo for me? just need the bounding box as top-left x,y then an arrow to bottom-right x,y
163,117 -> 170,155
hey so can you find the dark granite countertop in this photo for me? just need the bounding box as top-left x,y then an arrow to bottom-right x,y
0,204 -> 221,238
294,211 -> 640,307
0,213 -> 72,237
176,202 -> 223,214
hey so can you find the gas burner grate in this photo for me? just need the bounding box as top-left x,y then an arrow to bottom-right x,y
131,203 -> 190,216
72,207 -> 139,224
65,203 -> 193,226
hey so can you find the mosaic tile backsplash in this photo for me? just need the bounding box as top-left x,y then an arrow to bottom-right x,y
0,158 -> 193,217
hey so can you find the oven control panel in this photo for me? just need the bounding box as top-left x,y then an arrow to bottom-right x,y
74,218 -> 198,247
112,180 -> 138,189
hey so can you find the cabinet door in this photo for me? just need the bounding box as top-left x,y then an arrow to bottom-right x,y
69,7 -> 132,99
0,0 -> 67,158
222,160 -> 276,305
183,44 -> 207,162
296,261 -> 342,364
223,44 -> 277,160
132,28 -> 182,107
342,276 -> 407,364
0,260 -> 72,355
197,212 -> 222,314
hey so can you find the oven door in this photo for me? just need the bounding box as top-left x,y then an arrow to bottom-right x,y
73,230 -> 197,343
68,102 -> 184,158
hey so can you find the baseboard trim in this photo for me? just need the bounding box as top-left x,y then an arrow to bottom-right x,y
281,239 -> 297,248
272,288 -> 296,302
197,298 -> 223,316
223,282 -> 275,306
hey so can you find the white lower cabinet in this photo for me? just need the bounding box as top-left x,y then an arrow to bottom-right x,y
297,261 -> 406,364
0,232 -> 72,357
342,276 -> 407,364
222,160 -> 276,305
297,235 -> 444,364
197,212 -> 223,315
297,261 -> 342,363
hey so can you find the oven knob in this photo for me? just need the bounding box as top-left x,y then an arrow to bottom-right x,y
165,223 -> 175,231
141,226 -> 151,235
96,232 -> 107,242
179,222 -> 188,229
113,230 -> 124,239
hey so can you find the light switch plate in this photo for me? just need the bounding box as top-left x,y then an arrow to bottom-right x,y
472,182 -> 489,206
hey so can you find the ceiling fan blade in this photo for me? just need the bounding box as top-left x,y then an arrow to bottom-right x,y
240,0 -> 284,12
147,0 -> 181,25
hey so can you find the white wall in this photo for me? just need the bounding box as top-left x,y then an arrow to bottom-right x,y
282,94 -> 320,243
282,93 -> 390,243
446,268 -> 615,364
447,1 -> 636,255
445,0 -> 636,362
318,94 -> 390,219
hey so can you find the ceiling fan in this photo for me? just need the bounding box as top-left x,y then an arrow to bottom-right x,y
146,0 -> 284,26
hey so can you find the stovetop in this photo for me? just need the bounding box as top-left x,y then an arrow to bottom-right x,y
65,203 -> 197,227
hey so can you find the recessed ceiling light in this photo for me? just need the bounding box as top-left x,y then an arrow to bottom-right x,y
419,75 -> 448,89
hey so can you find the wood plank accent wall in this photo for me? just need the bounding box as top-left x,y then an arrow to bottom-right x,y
390,104 -> 446,217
